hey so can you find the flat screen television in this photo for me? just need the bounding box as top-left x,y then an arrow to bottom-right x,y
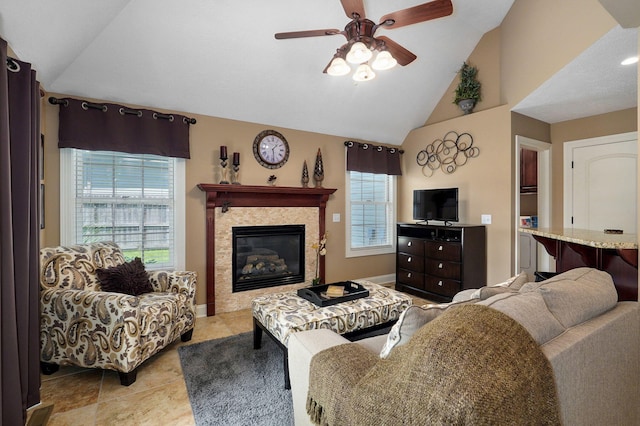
413,188 -> 459,224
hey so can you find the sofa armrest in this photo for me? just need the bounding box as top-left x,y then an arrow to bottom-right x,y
40,288 -> 143,371
148,271 -> 197,308
542,302 -> 640,425
288,330 -> 355,426
148,270 -> 196,293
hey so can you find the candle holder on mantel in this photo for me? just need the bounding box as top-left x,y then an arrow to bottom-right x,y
219,159 -> 230,184
219,145 -> 230,184
231,165 -> 240,185
231,152 -> 241,184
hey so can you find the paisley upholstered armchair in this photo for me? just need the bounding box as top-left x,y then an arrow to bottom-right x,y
39,241 -> 196,385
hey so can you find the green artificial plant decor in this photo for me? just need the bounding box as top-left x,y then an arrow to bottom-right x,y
453,62 -> 481,114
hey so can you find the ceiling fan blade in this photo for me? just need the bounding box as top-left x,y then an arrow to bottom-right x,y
340,0 -> 366,19
376,36 -> 417,66
275,29 -> 342,39
380,0 -> 453,29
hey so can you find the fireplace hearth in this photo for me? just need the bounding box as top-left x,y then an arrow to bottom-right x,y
232,225 -> 305,292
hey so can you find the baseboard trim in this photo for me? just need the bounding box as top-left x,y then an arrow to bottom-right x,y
196,304 -> 208,318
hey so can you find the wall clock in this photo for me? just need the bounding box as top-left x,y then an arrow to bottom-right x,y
253,130 -> 290,169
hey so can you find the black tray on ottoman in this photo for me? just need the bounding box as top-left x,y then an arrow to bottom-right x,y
297,281 -> 370,307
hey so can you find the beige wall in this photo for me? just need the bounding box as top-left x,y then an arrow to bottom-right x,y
426,27 -> 503,125
401,105 -> 513,284
41,98 -> 394,307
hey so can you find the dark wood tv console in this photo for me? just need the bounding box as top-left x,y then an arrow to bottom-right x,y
396,223 -> 486,302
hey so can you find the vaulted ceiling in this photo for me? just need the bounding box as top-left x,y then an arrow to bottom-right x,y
1,0 -> 637,145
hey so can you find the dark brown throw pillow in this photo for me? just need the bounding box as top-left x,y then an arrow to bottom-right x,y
96,257 -> 153,296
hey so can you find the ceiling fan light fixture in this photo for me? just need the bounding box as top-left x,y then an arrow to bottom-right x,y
327,57 -> 351,76
346,42 -> 372,64
372,50 -> 397,70
352,63 -> 375,82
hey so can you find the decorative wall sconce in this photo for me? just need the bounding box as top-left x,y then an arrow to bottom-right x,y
416,131 -> 479,177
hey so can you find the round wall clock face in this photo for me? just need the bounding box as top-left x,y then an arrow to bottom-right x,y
253,130 -> 290,169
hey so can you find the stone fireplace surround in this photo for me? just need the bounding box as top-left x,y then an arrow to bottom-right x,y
198,184 -> 336,315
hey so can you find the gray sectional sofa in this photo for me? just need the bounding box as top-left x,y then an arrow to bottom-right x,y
288,268 -> 640,425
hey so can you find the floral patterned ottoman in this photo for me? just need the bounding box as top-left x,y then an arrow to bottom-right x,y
252,281 -> 412,388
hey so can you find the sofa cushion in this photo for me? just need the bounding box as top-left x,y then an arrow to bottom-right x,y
473,286 -> 516,299
380,301 -> 472,358
452,271 -> 529,302
531,268 -> 617,328
478,291 -> 566,345
96,257 -> 153,296
498,271 -> 530,290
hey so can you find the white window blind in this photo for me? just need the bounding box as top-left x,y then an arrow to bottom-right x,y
60,149 -> 184,270
346,171 -> 396,257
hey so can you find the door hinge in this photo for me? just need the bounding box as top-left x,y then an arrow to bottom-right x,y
571,161 -> 574,168
571,216 -> 574,224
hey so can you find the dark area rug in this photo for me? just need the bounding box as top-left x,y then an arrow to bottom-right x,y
178,332 -> 293,426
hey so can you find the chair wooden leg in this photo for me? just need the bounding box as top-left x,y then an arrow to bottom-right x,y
181,328 -> 194,342
40,362 -> 59,375
118,370 -> 137,386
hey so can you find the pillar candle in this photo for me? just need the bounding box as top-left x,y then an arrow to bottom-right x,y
233,152 -> 240,166
220,146 -> 228,160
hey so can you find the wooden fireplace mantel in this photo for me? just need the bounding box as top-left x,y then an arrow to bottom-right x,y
197,184 -> 337,315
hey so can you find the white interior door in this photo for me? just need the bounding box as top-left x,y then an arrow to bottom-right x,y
564,132 -> 637,233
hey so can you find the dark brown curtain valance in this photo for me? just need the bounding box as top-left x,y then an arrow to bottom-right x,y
345,141 -> 403,176
54,97 -> 194,159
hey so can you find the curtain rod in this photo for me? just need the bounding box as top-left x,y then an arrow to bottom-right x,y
48,96 -> 197,125
344,140 -> 404,154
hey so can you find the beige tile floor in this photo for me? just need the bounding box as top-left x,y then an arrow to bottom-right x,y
31,293 -> 430,426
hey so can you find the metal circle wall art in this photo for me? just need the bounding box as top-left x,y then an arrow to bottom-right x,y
416,131 -> 479,177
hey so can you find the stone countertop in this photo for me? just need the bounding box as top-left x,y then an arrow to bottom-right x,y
519,227 -> 638,250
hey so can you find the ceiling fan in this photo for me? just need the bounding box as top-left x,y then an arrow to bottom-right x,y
275,0 -> 453,81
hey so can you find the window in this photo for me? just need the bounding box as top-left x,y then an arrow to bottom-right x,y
60,149 -> 185,270
346,171 -> 396,257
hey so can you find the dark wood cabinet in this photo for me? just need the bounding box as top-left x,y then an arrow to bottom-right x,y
396,223 -> 486,302
520,148 -> 538,193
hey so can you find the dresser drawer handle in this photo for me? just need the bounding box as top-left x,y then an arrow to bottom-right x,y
407,272 -> 412,278
407,241 -> 412,247
438,245 -> 443,251
438,280 -> 443,286
438,263 -> 443,269
407,257 -> 412,263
